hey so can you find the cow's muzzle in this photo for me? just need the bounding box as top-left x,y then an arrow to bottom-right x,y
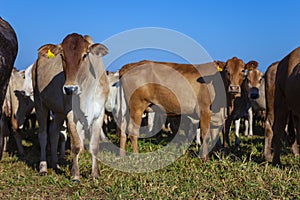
63,85 -> 79,95
249,87 -> 259,99
228,85 -> 241,94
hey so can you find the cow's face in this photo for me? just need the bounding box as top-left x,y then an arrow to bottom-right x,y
245,65 -> 263,99
60,33 -> 91,95
222,57 -> 246,95
40,33 -> 108,95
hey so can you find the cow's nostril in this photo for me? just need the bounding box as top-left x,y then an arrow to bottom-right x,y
63,86 -> 79,95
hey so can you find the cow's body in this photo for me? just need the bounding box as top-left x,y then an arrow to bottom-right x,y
33,33 -> 109,181
272,47 -> 300,164
0,17 -> 18,160
1,68 -> 34,157
118,60 -> 226,159
21,64 -> 34,96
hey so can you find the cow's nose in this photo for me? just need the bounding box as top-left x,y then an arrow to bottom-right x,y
229,85 -> 241,94
250,87 -> 259,99
63,85 -> 79,95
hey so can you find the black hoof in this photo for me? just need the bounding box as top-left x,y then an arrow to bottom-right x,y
72,179 -> 81,184
39,171 -> 47,176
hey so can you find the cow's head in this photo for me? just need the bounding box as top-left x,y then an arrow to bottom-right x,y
14,90 -> 34,129
244,61 -> 263,99
60,33 -> 108,95
38,33 -> 108,95
221,57 -> 257,96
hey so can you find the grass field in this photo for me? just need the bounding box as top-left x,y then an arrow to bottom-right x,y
0,125 -> 299,199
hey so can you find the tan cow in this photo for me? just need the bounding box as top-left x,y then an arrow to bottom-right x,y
0,17 -> 18,160
33,33 -> 109,181
272,47 -> 300,164
118,60 -> 226,160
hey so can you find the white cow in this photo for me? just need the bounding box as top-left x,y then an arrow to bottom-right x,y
33,33 -> 109,182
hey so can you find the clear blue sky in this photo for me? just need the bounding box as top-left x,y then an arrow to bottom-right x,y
1,1 -> 300,72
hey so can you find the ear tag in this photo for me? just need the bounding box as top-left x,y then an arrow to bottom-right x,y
217,66 -> 223,72
47,49 -> 55,59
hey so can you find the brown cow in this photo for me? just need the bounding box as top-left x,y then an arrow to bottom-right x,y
33,33 -> 109,181
272,47 -> 300,164
118,60 -> 226,160
221,57 -> 260,147
0,17 -> 18,160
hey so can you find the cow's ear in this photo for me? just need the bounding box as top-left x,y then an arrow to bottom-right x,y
89,43 -> 108,57
214,60 -> 226,71
245,60 -> 258,70
38,44 -> 62,58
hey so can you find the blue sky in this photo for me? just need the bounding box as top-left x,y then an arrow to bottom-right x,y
1,1 -> 300,72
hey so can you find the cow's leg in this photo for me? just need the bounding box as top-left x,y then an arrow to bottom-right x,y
235,118 -> 241,146
36,105 -> 49,175
119,117 -> 127,156
0,116 -> 4,160
272,98 -> 288,165
292,116 -> 300,157
89,110 -> 105,179
59,121 -> 67,160
49,114 -> 65,169
128,101 -> 147,154
223,117 -> 232,147
195,126 -> 201,146
13,130 -> 24,157
199,108 -> 212,161
264,117 -> 273,161
248,107 -> 253,136
67,111 -> 82,182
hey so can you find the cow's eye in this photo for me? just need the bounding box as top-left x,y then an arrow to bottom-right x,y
82,53 -> 88,60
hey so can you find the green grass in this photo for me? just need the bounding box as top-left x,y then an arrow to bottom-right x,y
0,129 -> 299,199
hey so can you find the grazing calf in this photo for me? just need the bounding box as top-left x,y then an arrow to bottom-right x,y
118,60 -> 226,160
0,17 -> 18,160
33,33 -> 109,181
271,47 -> 300,164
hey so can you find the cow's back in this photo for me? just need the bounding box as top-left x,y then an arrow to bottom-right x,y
120,60 -> 215,115
33,52 -> 71,114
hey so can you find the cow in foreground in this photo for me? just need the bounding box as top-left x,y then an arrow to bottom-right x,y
0,17 -> 18,160
272,47 -> 300,164
33,33 -> 109,181
118,60 -> 226,160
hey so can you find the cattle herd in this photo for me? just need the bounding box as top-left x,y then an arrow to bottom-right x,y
0,17 -> 299,181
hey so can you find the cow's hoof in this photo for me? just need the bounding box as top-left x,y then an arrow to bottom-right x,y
39,171 -> 47,176
39,161 -> 48,176
264,155 -> 272,162
72,179 -> 81,184
272,159 -> 281,166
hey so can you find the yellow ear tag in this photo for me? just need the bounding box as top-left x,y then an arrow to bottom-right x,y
47,49 -> 55,58
217,66 -> 223,72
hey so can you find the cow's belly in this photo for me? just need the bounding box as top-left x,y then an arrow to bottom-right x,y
285,75 -> 300,114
